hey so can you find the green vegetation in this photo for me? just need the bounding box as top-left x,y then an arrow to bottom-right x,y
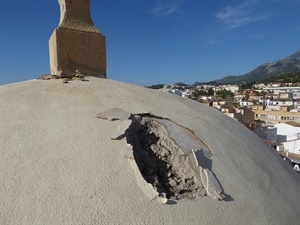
146,84 -> 165,89
207,88 -> 214,96
190,87 -> 214,99
193,81 -> 219,86
191,90 -> 207,98
216,89 -> 234,99
241,81 -> 256,90
262,72 -> 300,84
238,72 -> 300,90
174,82 -> 189,86
256,90 -> 268,97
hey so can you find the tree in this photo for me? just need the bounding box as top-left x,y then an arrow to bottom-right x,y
191,90 -> 207,98
216,89 -> 234,99
241,81 -> 256,90
146,84 -> 165,89
207,88 -> 214,96
256,90 -> 267,97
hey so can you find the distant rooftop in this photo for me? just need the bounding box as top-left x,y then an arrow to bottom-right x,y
284,121 -> 300,127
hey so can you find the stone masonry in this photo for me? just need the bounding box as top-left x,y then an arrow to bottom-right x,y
49,0 -> 106,77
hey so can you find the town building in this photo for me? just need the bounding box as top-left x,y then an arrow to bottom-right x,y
251,105 -> 300,124
274,121 -> 300,154
263,86 -> 300,99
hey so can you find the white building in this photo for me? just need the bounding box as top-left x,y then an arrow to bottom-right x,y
240,100 -> 255,107
263,87 -> 300,99
253,83 -> 266,89
269,99 -> 294,106
225,85 -> 240,94
160,88 -> 183,97
214,85 -> 240,94
274,121 -> 300,155
167,89 -> 183,96
278,92 -> 293,99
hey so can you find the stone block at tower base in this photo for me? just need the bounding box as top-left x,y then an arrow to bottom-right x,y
49,28 -> 106,77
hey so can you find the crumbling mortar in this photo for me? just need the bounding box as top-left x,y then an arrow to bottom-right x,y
95,108 -> 225,202
126,114 -> 202,200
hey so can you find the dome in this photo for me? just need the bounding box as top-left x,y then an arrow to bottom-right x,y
1,77 -> 299,224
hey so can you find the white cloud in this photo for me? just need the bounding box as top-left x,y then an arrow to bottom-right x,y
151,0 -> 183,17
215,0 -> 269,29
206,39 -> 220,45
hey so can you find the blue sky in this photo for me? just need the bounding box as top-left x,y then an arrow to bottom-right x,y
0,0 -> 299,86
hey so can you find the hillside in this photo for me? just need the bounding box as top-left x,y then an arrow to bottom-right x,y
216,50 -> 300,84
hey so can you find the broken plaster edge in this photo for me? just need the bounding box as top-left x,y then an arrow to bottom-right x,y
96,108 -> 224,202
199,166 -> 225,201
111,120 -> 132,140
125,147 -> 168,204
94,108 -> 167,203
192,149 -> 225,201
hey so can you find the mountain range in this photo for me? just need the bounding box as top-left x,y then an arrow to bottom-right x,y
215,50 -> 300,84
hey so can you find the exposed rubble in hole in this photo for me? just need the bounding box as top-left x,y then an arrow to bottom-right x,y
96,108 -> 225,202
125,114 -> 203,200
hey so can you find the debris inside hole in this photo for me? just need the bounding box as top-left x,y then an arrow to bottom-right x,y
125,114 -> 203,200
96,108 -> 225,202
